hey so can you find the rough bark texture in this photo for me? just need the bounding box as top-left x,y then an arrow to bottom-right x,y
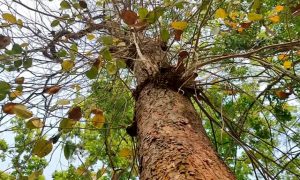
136,83 -> 236,180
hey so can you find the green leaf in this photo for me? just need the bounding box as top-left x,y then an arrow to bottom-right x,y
161,28 -> 170,42
5,50 -> 14,55
138,8 -> 149,20
16,85 -> 23,91
14,60 -> 22,68
12,44 -> 22,54
52,134 -> 61,144
251,0 -> 260,10
116,60 -> 126,69
106,62 -> 117,74
60,1 -> 71,10
0,81 -> 10,101
98,36 -> 113,45
59,118 -> 76,133
174,1 -> 188,9
23,58 -> 32,69
85,66 -> 98,79
57,49 -> 67,57
64,141 -> 71,160
61,60 -> 74,72
70,43 -> 78,54
51,20 -> 60,27
100,48 -> 112,60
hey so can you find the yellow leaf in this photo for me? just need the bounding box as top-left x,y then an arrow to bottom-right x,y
215,8 -> 227,19
283,61 -> 292,69
87,34 -> 95,40
28,169 -> 43,180
76,85 -> 81,91
76,167 -> 88,175
92,113 -> 105,128
56,99 -> 70,105
232,11 -> 239,16
20,43 -> 29,47
278,54 -> 289,61
269,15 -> 280,23
15,77 -> 25,84
2,13 -> 17,23
26,118 -> 44,129
17,19 -> 23,29
10,90 -> 23,98
33,139 -> 53,158
13,104 -> 33,119
248,13 -> 263,21
120,148 -> 131,157
171,22 -> 188,30
274,5 -> 284,12
71,84 -> 76,89
61,60 -> 74,71
64,35 -> 69,43
86,51 -> 93,56
113,38 -> 119,43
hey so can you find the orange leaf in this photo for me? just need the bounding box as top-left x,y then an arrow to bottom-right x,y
278,54 -> 289,61
269,15 -> 280,23
283,61 -> 292,69
237,27 -> 243,33
275,90 -> 290,99
3,103 -> 17,114
91,108 -> 103,114
129,20 -> 148,31
274,5 -> 284,12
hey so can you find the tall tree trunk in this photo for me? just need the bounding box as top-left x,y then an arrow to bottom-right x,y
135,83 -> 236,180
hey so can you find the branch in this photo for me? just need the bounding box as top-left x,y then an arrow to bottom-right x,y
182,41 -> 300,79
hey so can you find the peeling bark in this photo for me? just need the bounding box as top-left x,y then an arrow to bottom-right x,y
135,83 -> 236,180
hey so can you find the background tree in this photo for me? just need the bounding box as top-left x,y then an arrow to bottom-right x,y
0,0 -> 300,179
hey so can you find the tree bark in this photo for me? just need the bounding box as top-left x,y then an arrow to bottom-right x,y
135,83 -> 236,180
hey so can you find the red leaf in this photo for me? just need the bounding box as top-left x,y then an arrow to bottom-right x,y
121,10 -> 138,25
68,106 -> 82,121
240,22 -> 253,29
174,30 -> 183,41
44,86 -> 61,95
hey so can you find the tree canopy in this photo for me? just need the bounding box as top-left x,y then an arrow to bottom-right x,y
0,0 -> 300,179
